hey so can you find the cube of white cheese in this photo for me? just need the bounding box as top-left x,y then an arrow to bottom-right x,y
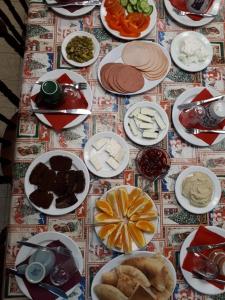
137,114 -> 153,123
154,113 -> 166,130
130,108 -> 140,117
128,119 -> 139,136
139,122 -> 154,129
89,154 -> 102,171
114,148 -> 124,162
92,138 -> 108,150
106,157 -> 119,170
142,130 -> 158,139
140,107 -> 155,117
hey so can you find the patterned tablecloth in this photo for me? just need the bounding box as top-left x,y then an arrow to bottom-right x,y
3,0 -> 225,299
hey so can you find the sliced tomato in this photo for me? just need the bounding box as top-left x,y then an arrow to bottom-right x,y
119,28 -> 140,38
104,0 -> 119,8
105,13 -> 122,31
107,3 -> 125,16
139,15 -> 150,31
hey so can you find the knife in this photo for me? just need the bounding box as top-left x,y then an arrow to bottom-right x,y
186,241 -> 225,253
177,95 -> 225,110
46,1 -> 101,7
7,268 -> 68,299
32,108 -> 91,115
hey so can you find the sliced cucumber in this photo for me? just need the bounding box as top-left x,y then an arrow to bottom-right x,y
140,1 -> 150,11
121,0 -> 128,7
127,3 -> 134,13
143,4 -> 153,15
133,4 -> 137,10
129,0 -> 137,5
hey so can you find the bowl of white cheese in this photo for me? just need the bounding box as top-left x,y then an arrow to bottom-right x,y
170,31 -> 213,72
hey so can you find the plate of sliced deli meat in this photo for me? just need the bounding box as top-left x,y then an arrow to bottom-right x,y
98,41 -> 171,95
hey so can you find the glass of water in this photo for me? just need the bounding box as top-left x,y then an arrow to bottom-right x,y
50,257 -> 78,286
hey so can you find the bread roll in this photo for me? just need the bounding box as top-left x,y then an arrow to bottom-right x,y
116,273 -> 138,297
102,270 -> 118,286
94,284 -> 128,300
129,285 -> 157,300
116,265 -> 150,287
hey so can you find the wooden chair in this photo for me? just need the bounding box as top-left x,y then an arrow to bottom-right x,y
0,0 -> 28,57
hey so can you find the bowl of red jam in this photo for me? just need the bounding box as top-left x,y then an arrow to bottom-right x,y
136,147 -> 171,181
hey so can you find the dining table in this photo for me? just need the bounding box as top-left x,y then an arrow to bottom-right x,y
3,0 -> 225,299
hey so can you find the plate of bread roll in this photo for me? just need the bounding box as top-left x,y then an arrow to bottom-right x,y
91,251 -> 176,300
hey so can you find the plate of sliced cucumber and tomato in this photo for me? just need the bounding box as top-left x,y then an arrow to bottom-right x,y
100,0 -> 157,40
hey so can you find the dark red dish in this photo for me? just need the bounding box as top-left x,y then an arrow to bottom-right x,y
136,147 -> 171,181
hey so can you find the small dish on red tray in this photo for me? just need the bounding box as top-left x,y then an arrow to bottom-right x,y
45,0 -> 95,17
30,69 -> 93,132
172,87 -> 225,147
164,0 -> 221,27
180,226 -> 225,295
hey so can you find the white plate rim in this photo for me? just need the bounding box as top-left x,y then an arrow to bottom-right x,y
175,166 -> 221,214
180,226 -> 225,295
170,31 -> 213,72
172,86 -> 223,147
24,150 -> 90,215
94,185 -> 158,253
164,0 -> 221,27
15,231 -> 83,299
124,101 -> 169,146
30,69 -> 93,129
83,132 -> 130,178
91,250 -> 176,300
98,41 -> 171,96
61,31 -> 100,68
100,0 -> 157,41
45,0 -> 95,17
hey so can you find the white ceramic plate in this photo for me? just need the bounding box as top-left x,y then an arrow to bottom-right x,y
61,31 -> 100,68
170,31 -> 213,72
180,226 -> 225,295
124,101 -> 169,146
164,0 -> 221,27
30,69 -> 93,129
94,185 -> 158,252
83,132 -> 129,178
45,0 -> 95,17
175,166 -> 221,214
100,0 -> 157,41
172,86 -> 224,147
15,231 -> 83,299
91,250 -> 176,300
24,150 -> 90,215
98,42 -> 171,95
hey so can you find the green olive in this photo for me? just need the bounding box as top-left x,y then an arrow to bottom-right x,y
66,36 -> 94,63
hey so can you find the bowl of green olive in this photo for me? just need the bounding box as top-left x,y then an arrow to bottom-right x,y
61,31 -> 100,67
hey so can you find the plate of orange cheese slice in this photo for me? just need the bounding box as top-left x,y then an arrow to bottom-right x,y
94,185 -> 158,253
98,41 -> 171,95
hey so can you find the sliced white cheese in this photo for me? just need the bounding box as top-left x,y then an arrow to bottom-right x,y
154,113 -> 166,130
137,113 -> 153,123
130,108 -> 140,117
92,138 -> 108,150
140,107 -> 155,117
134,117 -> 141,128
114,148 -> 124,163
139,122 -> 154,129
89,154 -> 102,171
128,119 -> 139,136
105,139 -> 121,157
106,157 -> 119,170
142,130 -> 159,139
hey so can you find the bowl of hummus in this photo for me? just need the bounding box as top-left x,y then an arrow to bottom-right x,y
175,166 -> 221,214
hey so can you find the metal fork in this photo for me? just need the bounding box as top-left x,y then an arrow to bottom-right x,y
173,7 -> 217,17
36,81 -> 87,90
186,128 -> 225,135
17,241 -> 72,257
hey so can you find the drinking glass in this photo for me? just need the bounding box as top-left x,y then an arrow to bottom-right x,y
50,257 -> 77,286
